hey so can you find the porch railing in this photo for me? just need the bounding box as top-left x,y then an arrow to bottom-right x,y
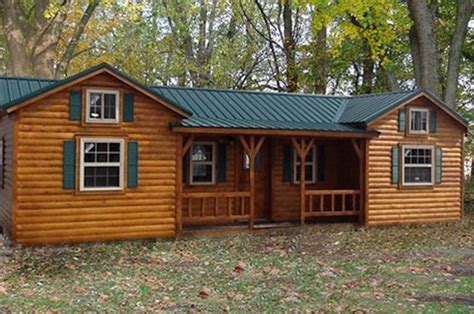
304,189 -> 360,218
182,191 -> 251,225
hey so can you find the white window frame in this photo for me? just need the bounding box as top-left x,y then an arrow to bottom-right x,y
402,145 -> 434,186
85,89 -> 120,124
244,152 -> 250,169
189,142 -> 216,185
409,108 -> 429,134
79,138 -> 124,191
293,145 -> 317,184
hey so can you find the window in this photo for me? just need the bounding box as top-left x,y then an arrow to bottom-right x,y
402,145 -> 434,186
190,142 -> 215,184
244,153 -> 250,169
409,108 -> 429,134
0,138 -> 4,189
79,138 -> 124,191
294,146 -> 316,184
86,89 -> 119,123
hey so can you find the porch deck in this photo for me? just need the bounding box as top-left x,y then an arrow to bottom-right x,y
177,134 -> 367,232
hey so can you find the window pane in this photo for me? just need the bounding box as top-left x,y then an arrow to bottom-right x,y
411,110 -> 428,132
192,164 -> 213,183
295,164 -> 314,183
405,167 -> 432,183
84,166 -> 120,188
192,144 -> 213,161
404,148 -> 432,165
104,94 -> 116,119
89,93 -> 102,119
244,153 -> 250,169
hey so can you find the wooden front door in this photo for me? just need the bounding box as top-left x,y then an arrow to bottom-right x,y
239,141 -> 272,221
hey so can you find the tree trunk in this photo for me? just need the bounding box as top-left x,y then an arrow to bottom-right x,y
407,0 -> 441,95
55,1 -> 100,78
443,0 -> 472,109
2,0 -> 31,75
283,0 -> 298,92
313,27 -> 327,94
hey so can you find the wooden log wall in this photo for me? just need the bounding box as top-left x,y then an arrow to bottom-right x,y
0,115 -> 15,239
271,138 -> 359,222
13,73 -> 181,244
367,97 -> 464,225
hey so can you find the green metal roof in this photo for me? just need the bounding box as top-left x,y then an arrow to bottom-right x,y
0,63 -> 467,133
0,63 -> 191,115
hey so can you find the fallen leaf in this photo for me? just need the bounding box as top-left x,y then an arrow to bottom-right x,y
198,286 -> 211,299
234,261 -> 246,273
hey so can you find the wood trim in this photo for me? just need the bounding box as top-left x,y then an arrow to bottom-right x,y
176,134 -> 183,235
460,133 -> 465,219
11,113 -> 18,243
174,127 -> 378,138
6,67 -> 190,118
364,139 -> 369,226
182,135 -> 194,157
351,139 -> 362,159
366,92 -> 468,130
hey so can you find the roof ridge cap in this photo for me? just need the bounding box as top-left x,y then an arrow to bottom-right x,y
334,99 -> 349,122
0,75 -> 58,82
349,89 -> 417,99
152,85 -> 349,98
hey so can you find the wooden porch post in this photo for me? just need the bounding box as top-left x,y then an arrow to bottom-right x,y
292,138 -> 315,225
239,135 -> 265,229
176,135 -> 194,234
351,139 -> 365,224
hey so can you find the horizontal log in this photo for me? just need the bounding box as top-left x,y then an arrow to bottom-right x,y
303,211 -> 358,217
17,223 -> 175,239
305,189 -> 360,195
183,191 -> 251,198
17,229 -> 175,245
183,215 -> 250,225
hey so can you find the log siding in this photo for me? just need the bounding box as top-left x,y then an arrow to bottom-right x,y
367,97 -> 464,225
13,74 -> 181,244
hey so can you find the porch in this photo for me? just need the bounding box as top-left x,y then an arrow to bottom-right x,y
175,132 -> 370,233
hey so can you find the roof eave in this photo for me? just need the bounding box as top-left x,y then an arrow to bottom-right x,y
4,64 -> 192,118
172,125 -> 379,139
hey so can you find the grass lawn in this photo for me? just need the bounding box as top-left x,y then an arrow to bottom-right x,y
0,209 -> 473,312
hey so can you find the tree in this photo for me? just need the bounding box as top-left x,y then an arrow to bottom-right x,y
407,0 -> 472,108
0,0 -> 100,78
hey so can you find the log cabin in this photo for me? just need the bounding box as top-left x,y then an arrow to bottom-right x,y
0,63 -> 468,245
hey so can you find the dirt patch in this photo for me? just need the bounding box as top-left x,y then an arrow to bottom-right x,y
415,294 -> 474,306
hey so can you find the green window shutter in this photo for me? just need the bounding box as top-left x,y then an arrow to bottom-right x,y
317,144 -> 325,181
430,110 -> 437,133
217,143 -> 227,183
254,152 -> 261,171
182,153 -> 188,184
123,94 -> 135,122
282,145 -> 292,183
391,146 -> 399,184
127,141 -> 138,188
398,109 -> 406,132
436,147 -> 442,184
69,91 -> 82,121
63,140 -> 76,189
